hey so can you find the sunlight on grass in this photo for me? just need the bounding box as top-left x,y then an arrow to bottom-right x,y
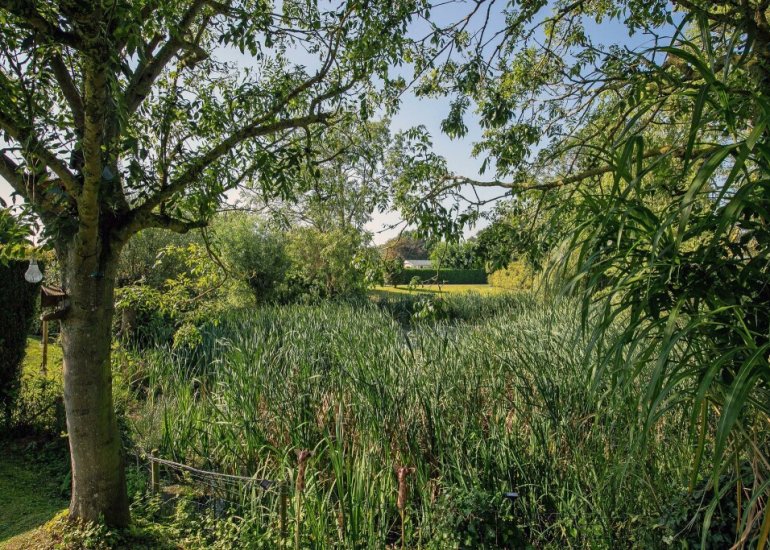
370,284 -> 510,297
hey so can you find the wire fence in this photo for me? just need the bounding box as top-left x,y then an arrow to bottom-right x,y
130,448 -> 520,547
132,448 -> 289,537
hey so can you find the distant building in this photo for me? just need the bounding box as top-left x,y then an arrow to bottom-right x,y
403,259 -> 433,269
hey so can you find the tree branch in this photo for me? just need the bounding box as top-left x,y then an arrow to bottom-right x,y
0,110 -> 81,196
122,112 -> 333,234
123,0 -> 210,116
129,212 -> 207,235
1,152 -> 74,218
436,144 -> 722,195
0,0 -> 83,49
49,53 -> 85,132
0,152 -> 25,196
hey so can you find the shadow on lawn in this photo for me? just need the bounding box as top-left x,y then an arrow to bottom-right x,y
0,439 -> 69,548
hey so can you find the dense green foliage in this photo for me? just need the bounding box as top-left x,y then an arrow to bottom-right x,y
381,232 -> 431,261
391,2 -> 770,539
0,262 -> 40,427
487,260 -> 535,291
120,297 -> 729,547
392,268 -> 487,285
213,214 -> 290,303
429,240 -> 483,270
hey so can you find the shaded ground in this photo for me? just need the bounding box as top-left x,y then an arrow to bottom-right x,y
0,441 -> 69,548
1,338 -> 68,549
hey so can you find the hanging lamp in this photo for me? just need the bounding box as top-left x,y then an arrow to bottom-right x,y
24,257 -> 43,283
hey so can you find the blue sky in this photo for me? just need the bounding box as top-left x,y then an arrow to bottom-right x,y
0,1 -> 677,244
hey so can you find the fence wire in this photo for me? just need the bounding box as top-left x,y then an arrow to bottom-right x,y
131,448 -> 289,534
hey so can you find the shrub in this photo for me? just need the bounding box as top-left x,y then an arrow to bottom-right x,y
381,256 -> 404,286
0,261 -> 40,426
213,214 -> 290,303
488,259 -> 534,290
392,268 -> 487,285
284,227 -> 370,299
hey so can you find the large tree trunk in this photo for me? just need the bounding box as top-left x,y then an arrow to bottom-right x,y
59,241 -> 130,527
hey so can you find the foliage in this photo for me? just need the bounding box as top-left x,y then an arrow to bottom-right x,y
254,117 -> 393,233
0,261 -> 40,427
381,256 -> 404,286
212,213 -> 289,304
283,227 -> 371,300
0,0 -> 431,523
425,486 -> 523,549
475,198 -> 565,272
391,1 -> 770,538
9,338 -> 66,436
117,229 -> 199,288
115,242 -> 228,348
555,15 -> 770,541
0,207 -> 32,263
429,239 -> 483,270
488,260 -> 535,291
391,268 -> 487,285
381,231 -> 431,260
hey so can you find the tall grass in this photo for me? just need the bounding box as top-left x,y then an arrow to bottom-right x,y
128,295 -> 714,547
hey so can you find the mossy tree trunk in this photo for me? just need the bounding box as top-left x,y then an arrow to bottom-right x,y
58,238 -> 129,526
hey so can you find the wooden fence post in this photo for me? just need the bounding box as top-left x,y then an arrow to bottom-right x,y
279,481 -> 288,539
151,452 -> 160,494
40,319 -> 48,375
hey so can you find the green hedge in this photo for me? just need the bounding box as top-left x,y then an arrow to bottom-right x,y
393,268 -> 487,285
0,261 -> 40,427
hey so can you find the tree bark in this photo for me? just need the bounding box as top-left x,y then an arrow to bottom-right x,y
59,241 -> 130,527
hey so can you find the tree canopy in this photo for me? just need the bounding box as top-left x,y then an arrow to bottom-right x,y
0,0 -> 430,526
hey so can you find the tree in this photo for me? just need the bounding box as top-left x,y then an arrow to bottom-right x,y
475,196 -> 564,272
381,230 -> 431,260
253,117 -> 392,233
117,227 -> 198,288
213,212 -> 289,303
0,0 -> 422,525
429,239 -> 482,269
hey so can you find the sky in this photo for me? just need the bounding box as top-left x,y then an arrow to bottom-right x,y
0,1 -> 674,245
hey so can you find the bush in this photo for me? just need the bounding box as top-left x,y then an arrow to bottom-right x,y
391,268 -> 487,285
0,261 -> 40,427
213,214 -> 290,303
283,227 -> 370,299
488,259 -> 534,290
12,342 -> 67,436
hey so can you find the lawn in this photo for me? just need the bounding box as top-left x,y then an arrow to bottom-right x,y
370,283 -> 511,298
0,443 -> 69,548
0,338 -> 67,549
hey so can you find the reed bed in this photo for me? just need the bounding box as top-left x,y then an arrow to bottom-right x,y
128,295 -> 700,547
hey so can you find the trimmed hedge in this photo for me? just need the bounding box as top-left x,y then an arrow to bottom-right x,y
393,268 -> 487,285
0,261 -> 40,426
